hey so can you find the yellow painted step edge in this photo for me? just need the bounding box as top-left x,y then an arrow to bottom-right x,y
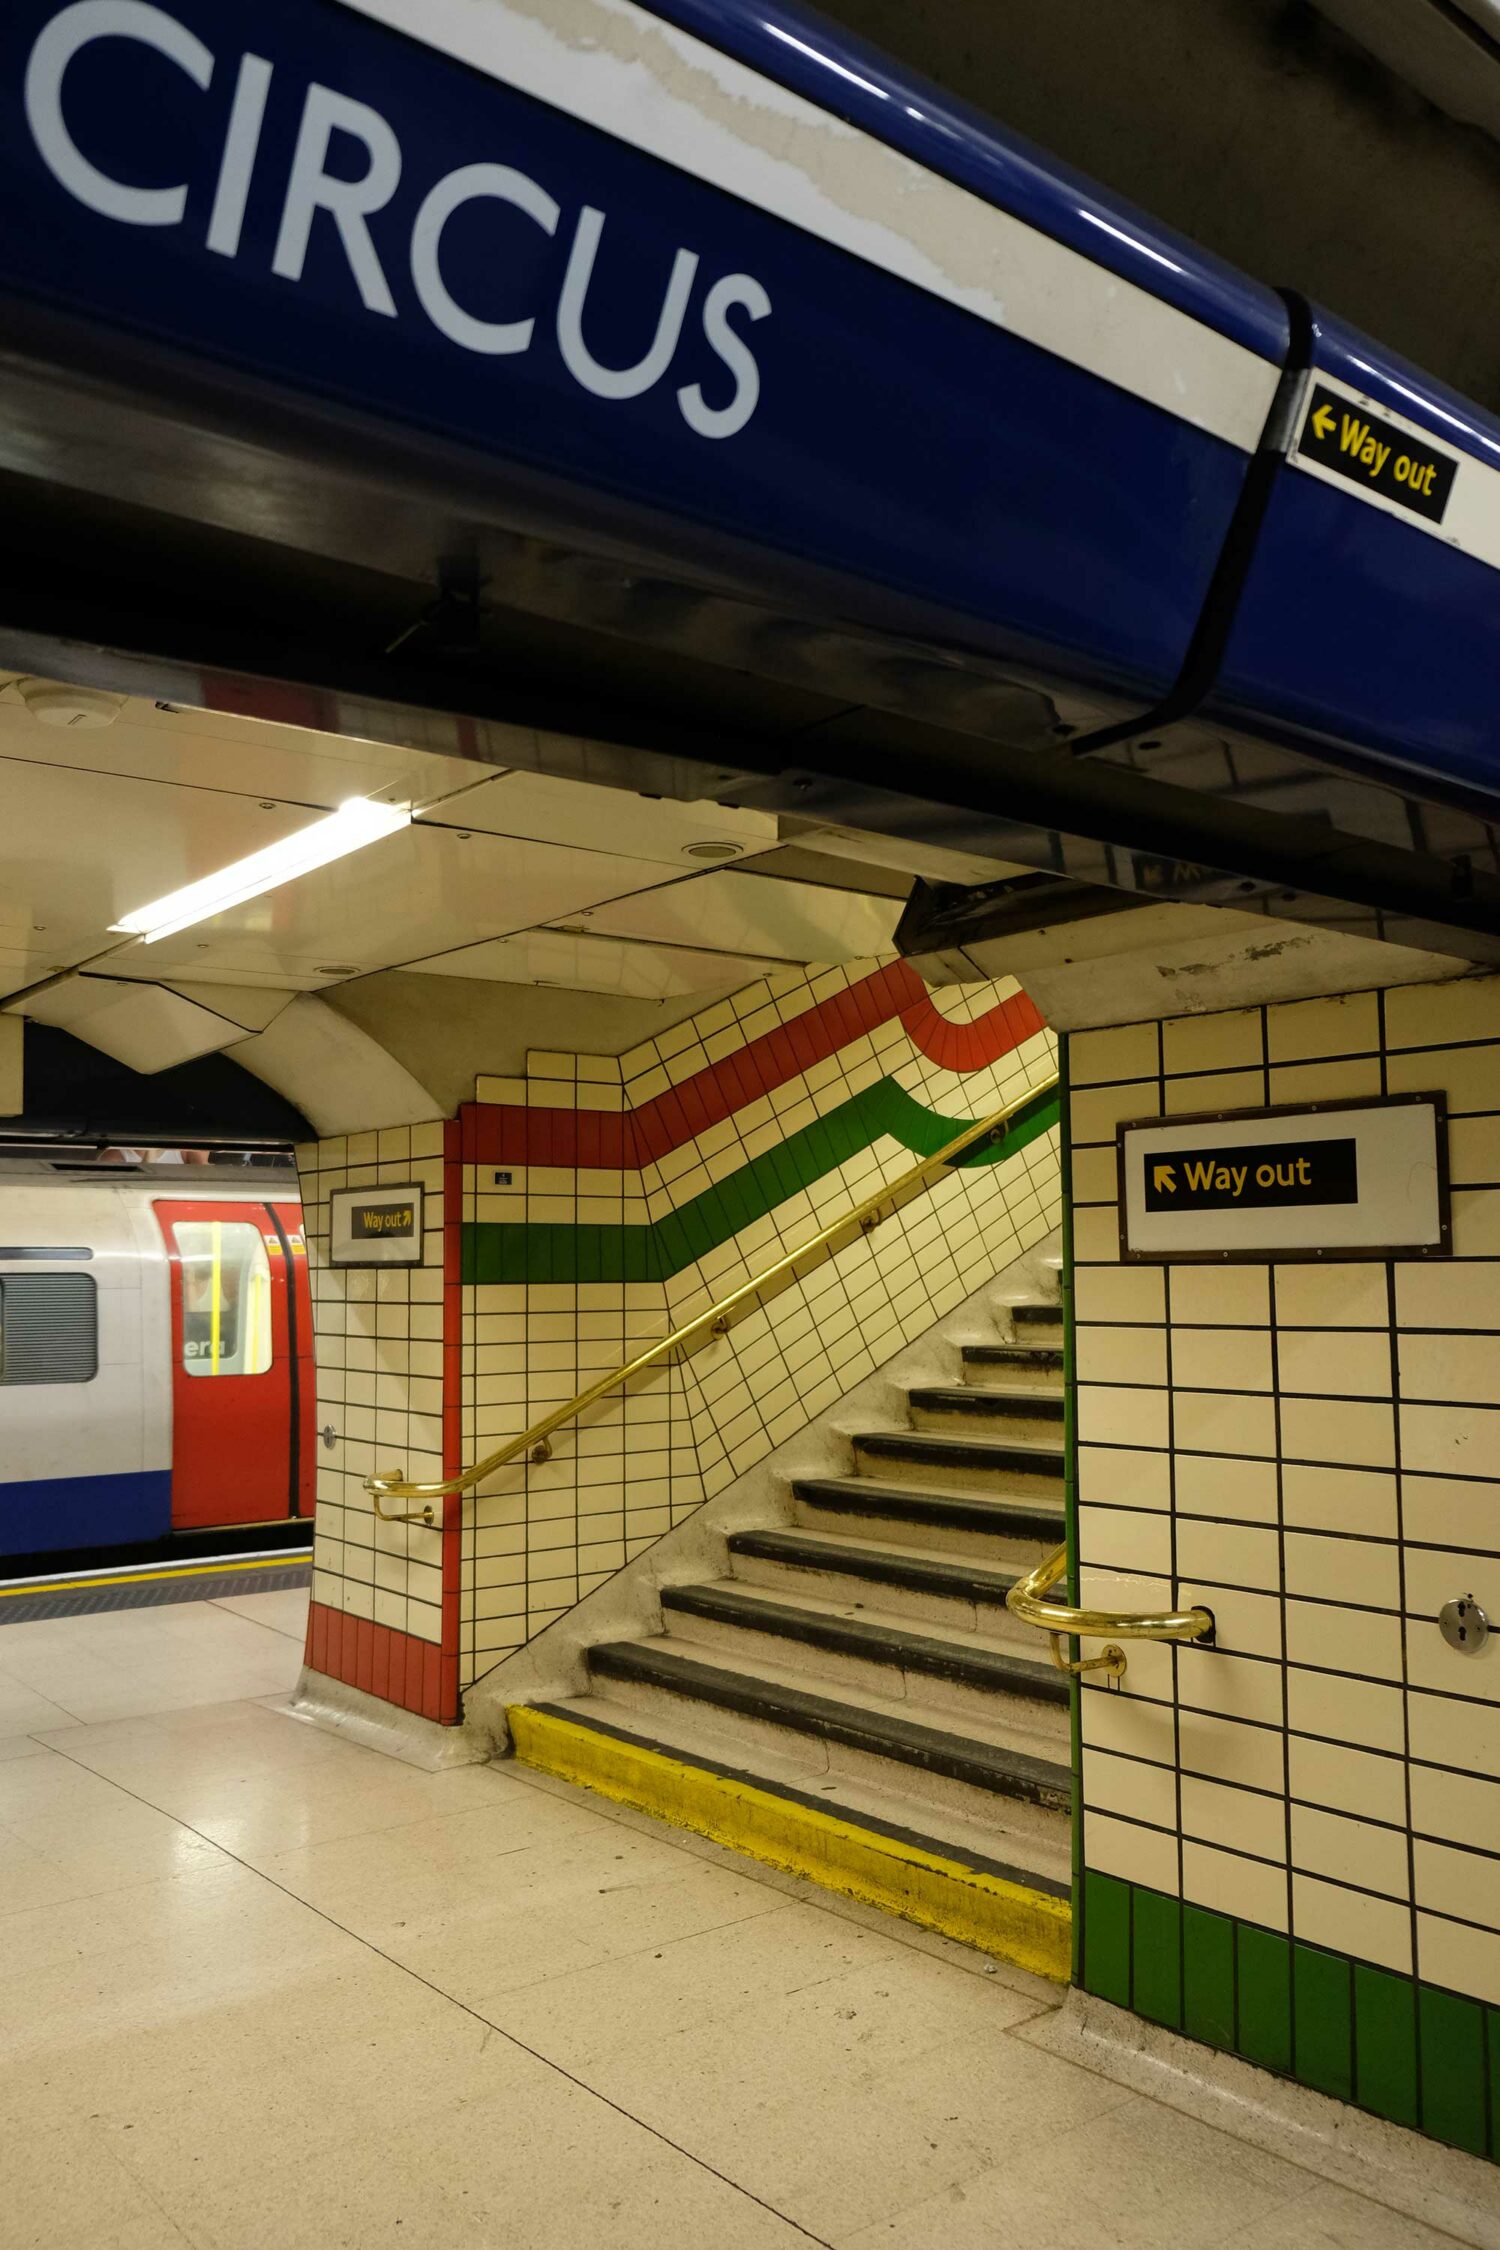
507,1703 -> 1071,1983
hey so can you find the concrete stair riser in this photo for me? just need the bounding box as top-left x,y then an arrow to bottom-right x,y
961,1343 -> 1065,1390
583,1650 -> 1072,1856
724,1531 -> 1044,1653
850,1431 -> 1064,1498
907,1385 -> 1065,1443
658,1585 -> 1072,1736
509,1699 -> 1076,1925
791,1477 -> 1063,1534
791,1492 -> 1061,1568
506,1261 -> 1074,1971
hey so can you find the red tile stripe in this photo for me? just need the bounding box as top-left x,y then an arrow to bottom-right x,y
306,1598 -> 444,1723
461,964 -> 1044,1172
899,988 -> 1046,1072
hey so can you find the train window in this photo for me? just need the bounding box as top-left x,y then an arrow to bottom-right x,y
173,1221 -> 274,1378
0,1272 -> 98,1384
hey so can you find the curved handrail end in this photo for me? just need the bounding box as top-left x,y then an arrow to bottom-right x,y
1008,1543 -> 1214,1680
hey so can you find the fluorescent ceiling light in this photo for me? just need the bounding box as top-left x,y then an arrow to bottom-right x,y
111,797 -> 411,943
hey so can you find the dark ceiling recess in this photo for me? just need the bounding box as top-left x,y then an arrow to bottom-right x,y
11,1024 -> 310,1147
816,0 -> 1500,413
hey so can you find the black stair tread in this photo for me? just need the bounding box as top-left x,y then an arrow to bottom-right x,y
793,1475 -> 1064,1539
909,1384 -> 1064,1418
1011,1304 -> 1063,1324
661,1580 -> 1069,1704
963,1343 -> 1065,1368
585,1639 -> 1073,1809
522,1697 -> 1072,1898
854,1429 -> 1065,1469
728,1526 -> 1024,1603
858,1426 -> 1064,1453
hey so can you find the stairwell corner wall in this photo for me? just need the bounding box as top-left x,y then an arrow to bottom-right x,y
293,955 -> 1060,1725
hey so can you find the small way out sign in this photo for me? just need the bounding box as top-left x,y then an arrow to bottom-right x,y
1119,1095 -> 1448,1262
1144,1139 -> 1357,1213
1298,384 -> 1457,526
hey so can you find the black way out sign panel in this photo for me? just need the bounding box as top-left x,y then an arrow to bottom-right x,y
1119,1096 -> 1448,1262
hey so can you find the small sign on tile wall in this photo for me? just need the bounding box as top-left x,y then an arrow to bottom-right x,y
329,1183 -> 426,1267
1118,1095 -> 1449,1262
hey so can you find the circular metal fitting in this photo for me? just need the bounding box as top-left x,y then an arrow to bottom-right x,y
1439,1595 -> 1490,1655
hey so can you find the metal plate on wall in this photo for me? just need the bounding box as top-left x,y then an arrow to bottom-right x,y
1118,1093 -> 1449,1263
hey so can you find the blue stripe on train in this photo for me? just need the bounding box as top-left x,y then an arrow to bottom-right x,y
0,1470 -> 171,1556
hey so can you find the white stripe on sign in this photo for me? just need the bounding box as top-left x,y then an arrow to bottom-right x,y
335,0 -> 1281,449
1288,369 -> 1500,576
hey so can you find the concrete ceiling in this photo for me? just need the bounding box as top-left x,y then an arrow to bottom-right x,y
816,0 -> 1500,412
0,678 -> 917,1128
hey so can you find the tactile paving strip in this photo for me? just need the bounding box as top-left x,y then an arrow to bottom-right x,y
0,1553 -> 312,1624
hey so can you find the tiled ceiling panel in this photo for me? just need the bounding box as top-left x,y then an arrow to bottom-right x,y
130,826 -> 693,987
0,687 -> 495,809
572,870 -> 904,963
420,770 -> 776,865
0,758 -> 340,992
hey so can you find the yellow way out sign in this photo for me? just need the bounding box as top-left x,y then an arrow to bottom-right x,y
1297,384 -> 1457,526
1119,1096 -> 1448,1262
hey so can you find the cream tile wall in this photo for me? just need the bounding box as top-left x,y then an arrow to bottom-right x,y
1072,972 -> 1500,2008
295,1124 -> 448,1645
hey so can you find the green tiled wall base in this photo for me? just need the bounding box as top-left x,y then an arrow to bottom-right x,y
1081,1872 -> 1497,2159
466,1080 -> 1059,1285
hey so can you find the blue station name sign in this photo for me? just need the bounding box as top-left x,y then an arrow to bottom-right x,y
0,0 -> 1265,701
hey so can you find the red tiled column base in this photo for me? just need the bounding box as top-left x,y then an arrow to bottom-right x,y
304,1599 -> 448,1724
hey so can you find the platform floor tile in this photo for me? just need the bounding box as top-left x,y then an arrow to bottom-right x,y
0,1596 -> 1485,2248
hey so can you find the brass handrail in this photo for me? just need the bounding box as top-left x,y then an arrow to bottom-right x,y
368,1071 -> 1060,1524
1008,1544 -> 1214,1682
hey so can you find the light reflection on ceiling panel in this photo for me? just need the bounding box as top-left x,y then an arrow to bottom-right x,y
0,759 -> 334,963
127,826 -> 699,986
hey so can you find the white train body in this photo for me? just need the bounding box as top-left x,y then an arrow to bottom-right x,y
0,1165 -> 312,1557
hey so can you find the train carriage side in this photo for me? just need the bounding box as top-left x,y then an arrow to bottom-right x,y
0,1171 -> 314,1562
0,1177 -> 164,1556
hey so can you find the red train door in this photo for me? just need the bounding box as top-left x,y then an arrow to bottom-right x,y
271,1200 -> 317,1521
155,1200 -> 308,1531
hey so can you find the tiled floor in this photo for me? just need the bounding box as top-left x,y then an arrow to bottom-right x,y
0,1590 -> 1488,2248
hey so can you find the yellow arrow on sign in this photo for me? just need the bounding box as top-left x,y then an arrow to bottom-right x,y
1152,1163 -> 1177,1193
1311,404 -> 1336,441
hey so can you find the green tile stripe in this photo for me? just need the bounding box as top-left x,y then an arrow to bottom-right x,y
464,1078 -> 1059,1286
1080,1871 -> 1495,2159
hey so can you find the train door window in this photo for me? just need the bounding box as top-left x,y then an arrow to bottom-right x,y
0,1272 -> 98,1384
172,1221 -> 273,1377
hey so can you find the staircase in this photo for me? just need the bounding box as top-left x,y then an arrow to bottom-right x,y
506,1284 -> 1074,1977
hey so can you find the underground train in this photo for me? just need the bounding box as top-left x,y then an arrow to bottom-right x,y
0,1163 -> 314,1562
